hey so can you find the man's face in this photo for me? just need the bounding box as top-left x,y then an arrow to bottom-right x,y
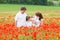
21,10 -> 26,14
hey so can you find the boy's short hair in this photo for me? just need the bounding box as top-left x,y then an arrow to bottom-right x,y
21,7 -> 26,10
26,16 -> 30,21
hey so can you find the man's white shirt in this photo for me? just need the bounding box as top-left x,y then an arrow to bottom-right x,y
15,11 -> 27,27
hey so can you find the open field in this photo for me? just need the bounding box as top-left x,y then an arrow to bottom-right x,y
0,4 -> 60,18
0,4 -> 60,40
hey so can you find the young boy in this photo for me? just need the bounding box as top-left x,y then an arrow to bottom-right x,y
25,16 -> 32,27
14,7 -> 27,27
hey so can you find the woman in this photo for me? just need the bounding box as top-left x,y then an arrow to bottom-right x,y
32,12 -> 43,26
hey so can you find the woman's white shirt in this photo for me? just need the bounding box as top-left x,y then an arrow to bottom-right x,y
32,16 -> 41,26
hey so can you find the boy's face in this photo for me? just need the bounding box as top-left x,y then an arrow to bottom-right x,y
21,10 -> 26,14
29,18 -> 33,21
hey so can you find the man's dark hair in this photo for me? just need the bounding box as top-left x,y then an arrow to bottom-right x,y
21,7 -> 26,10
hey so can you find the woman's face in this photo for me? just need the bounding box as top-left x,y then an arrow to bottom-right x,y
36,16 -> 40,19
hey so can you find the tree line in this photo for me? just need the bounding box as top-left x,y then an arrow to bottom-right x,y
0,0 -> 60,6
0,0 -> 47,5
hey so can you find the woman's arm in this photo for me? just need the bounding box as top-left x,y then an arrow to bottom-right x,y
40,19 -> 44,26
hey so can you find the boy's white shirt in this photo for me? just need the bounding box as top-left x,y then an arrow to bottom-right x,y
15,11 -> 27,27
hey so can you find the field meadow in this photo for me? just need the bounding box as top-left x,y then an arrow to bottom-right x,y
0,4 -> 60,18
0,4 -> 60,40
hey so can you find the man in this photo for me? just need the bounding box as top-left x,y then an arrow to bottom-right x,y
14,7 -> 27,27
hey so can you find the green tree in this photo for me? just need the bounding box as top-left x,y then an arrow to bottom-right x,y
32,0 -> 47,5
0,0 -> 48,5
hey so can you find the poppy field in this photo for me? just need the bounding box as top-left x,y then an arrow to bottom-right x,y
0,4 -> 60,40
0,17 -> 60,40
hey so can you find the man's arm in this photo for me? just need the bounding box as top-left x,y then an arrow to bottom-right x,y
14,13 -> 19,27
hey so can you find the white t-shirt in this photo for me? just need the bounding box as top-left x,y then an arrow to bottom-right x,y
32,16 -> 41,26
25,21 -> 32,27
14,11 -> 27,27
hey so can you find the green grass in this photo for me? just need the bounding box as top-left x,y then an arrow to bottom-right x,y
0,4 -> 60,18
0,4 -> 60,11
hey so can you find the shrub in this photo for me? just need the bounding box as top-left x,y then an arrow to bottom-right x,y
47,1 -> 54,6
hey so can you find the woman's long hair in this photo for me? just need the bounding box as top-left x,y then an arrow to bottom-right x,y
36,12 -> 43,20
